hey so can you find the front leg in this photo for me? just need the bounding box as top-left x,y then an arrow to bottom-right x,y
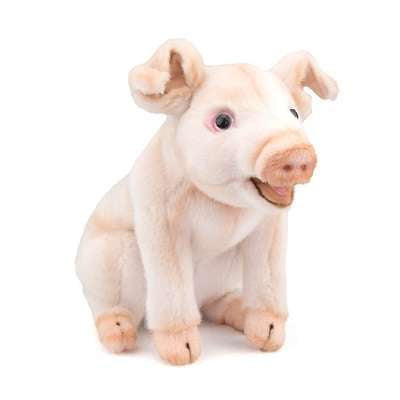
133,171 -> 201,364
242,212 -> 288,351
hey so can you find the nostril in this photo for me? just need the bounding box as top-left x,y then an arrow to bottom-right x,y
282,164 -> 293,172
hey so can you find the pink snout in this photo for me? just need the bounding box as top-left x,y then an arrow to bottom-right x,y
262,145 -> 317,187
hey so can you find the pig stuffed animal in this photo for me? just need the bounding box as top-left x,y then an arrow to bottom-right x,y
76,39 -> 338,365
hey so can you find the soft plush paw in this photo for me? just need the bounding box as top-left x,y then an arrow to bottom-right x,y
244,309 -> 286,352
153,326 -> 201,366
202,293 -> 245,332
96,308 -> 137,353
223,297 -> 245,331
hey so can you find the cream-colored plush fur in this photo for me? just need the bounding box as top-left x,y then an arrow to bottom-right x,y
76,39 -> 338,365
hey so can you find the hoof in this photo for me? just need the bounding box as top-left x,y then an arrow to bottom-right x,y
96,308 -> 137,353
244,309 -> 286,352
153,326 -> 201,365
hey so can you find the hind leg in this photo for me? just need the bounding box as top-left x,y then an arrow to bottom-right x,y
76,229 -> 145,353
202,290 -> 246,331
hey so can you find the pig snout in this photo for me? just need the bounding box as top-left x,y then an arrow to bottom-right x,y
258,141 -> 317,187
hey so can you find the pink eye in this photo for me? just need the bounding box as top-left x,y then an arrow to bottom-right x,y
214,113 -> 233,130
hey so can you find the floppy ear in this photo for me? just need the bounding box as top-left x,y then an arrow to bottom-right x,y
272,51 -> 338,119
128,39 -> 205,114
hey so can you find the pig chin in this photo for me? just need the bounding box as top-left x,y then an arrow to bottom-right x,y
250,178 -> 294,207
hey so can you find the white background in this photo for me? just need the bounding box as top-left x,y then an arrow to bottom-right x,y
1,1 -> 399,399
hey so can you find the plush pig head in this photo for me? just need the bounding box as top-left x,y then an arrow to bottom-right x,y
129,39 -> 338,210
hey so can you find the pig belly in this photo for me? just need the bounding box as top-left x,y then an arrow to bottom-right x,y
189,204 -> 264,306
193,246 -> 243,306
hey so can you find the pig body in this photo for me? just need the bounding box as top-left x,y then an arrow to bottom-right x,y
76,40 -> 338,365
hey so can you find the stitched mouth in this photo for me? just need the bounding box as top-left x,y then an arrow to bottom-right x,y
250,178 -> 294,207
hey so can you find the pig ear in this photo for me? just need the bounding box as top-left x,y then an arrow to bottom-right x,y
272,51 -> 338,119
128,39 -> 205,114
